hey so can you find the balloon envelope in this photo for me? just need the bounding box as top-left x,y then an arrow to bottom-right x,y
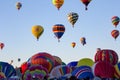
30,52 -> 55,72
67,12 -> 79,27
111,30 -> 119,40
0,62 -> 16,78
94,49 -> 118,65
77,58 -> 94,67
71,42 -> 76,48
67,61 -> 78,67
52,0 -> 64,10
50,65 -> 72,78
80,37 -> 86,46
52,24 -> 65,42
114,62 -> 120,78
31,25 -> 44,41
72,66 -> 94,79
20,62 -> 30,74
53,56 -> 62,67
92,61 -> 115,78
23,65 -> 48,80
80,0 -> 92,10
111,16 -> 120,27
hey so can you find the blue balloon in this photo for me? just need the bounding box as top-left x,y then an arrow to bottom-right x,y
72,66 -> 94,79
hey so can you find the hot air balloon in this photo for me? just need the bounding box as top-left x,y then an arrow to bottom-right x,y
30,52 -> 55,72
111,16 -> 120,27
53,56 -> 62,67
52,24 -> 65,42
23,65 -> 49,80
114,62 -> 120,79
31,25 -> 44,41
77,58 -> 94,67
72,66 -> 94,79
92,61 -> 115,78
111,30 -> 119,40
20,62 -> 30,74
80,37 -> 86,46
0,62 -> 16,78
71,42 -> 76,48
94,49 -> 118,65
0,42 -> 4,50
80,0 -> 92,10
67,12 -> 79,27
16,2 -> 22,10
67,61 -> 78,67
50,65 -> 72,79
52,0 -> 64,10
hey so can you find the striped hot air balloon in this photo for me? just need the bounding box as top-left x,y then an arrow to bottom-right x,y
30,52 -> 55,72
111,16 -> 120,27
52,24 -> 65,42
67,12 -> 79,27
111,30 -> 119,40
72,66 -> 94,79
94,49 -> 118,65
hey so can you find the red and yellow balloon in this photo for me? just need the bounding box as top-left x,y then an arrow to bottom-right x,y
52,0 -> 64,10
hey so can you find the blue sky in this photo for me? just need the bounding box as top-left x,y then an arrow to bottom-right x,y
0,0 -> 120,67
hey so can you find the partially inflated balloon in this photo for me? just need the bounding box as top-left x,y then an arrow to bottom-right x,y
111,30 -> 119,40
16,2 -> 22,10
0,62 -> 16,78
72,66 -> 94,79
80,0 -> 92,10
94,49 -> 118,65
92,61 -> 115,78
114,62 -> 120,79
50,65 -> 72,78
52,24 -> 65,42
67,12 -> 79,27
111,16 -> 120,27
52,0 -> 64,10
20,62 -> 30,74
30,52 -> 55,72
23,65 -> 48,80
53,56 -> 62,67
77,58 -> 94,67
31,25 -> 44,41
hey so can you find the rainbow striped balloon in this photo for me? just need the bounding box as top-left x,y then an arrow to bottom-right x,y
111,16 -> 120,27
111,30 -> 119,40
